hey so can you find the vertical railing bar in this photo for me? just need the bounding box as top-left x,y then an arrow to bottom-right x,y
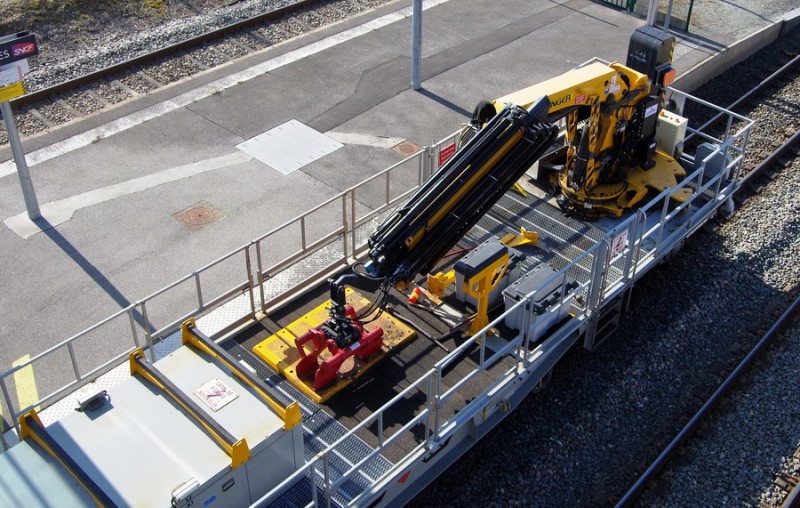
310,463 -> 319,507
425,374 -> 433,442
418,149 -> 425,186
351,189 -> 357,258
434,367 -> 442,440
521,292 -> 534,365
67,342 -> 81,381
479,330 -> 486,367
385,169 -> 391,207
655,196 -> 670,252
378,412 -> 384,448
323,453 -> 332,508
300,216 -> 307,251
245,245 -> 256,317
1,378 -> 16,446
341,194 -> 348,259
256,240 -> 267,314
128,307 -> 140,349
141,302 -> 156,362
194,272 -> 203,309
724,112 -> 734,144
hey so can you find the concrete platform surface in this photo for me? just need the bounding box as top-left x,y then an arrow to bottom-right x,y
0,0 -> 797,422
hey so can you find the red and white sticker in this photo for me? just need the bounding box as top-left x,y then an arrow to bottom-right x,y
575,94 -> 587,105
194,378 -> 239,412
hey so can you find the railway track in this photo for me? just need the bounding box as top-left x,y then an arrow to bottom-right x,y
411,26 -> 800,508
618,295 -> 800,507
0,0 -> 394,145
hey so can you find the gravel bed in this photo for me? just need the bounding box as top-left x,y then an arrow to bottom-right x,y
21,0 -> 392,94
0,0 -> 396,145
23,0 -> 297,92
93,81 -> 135,105
410,27 -> 800,508
61,90 -> 106,116
639,313 -> 800,507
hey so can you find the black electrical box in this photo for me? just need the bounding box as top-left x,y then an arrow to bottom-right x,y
626,26 -> 675,82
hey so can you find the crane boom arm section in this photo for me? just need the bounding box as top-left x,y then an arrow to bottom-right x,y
364,97 -> 558,285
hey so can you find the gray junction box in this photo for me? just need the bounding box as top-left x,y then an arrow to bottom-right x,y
502,263 -> 578,341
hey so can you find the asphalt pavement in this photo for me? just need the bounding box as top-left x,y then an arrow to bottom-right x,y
0,0 -> 797,422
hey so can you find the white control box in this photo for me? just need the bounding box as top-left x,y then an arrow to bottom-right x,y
655,109 -> 688,158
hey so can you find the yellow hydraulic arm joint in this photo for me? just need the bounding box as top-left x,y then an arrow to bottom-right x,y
181,319 -> 302,431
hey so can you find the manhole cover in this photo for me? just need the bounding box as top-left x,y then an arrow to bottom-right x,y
392,140 -> 421,156
173,201 -> 225,231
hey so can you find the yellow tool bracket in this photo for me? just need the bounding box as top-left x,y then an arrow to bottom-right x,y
19,409 -> 115,506
129,348 -> 251,469
427,270 -> 456,298
463,252 -> 510,335
181,319 -> 302,431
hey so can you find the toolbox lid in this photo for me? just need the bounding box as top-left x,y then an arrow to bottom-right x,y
454,238 -> 524,278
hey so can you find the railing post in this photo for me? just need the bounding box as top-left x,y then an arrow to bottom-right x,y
341,194 -> 349,259
385,169 -> 391,207
432,367 -> 442,440
244,245 -> 256,317
310,463 -> 320,506
378,412 -> 384,448
141,302 -> 156,362
422,144 -> 433,183
425,374 -> 433,442
194,271 -> 203,310
300,216 -> 307,250
128,307 -> 140,349
1,378 -> 16,446
520,296 -> 534,365
255,241 -> 267,314
323,452 -> 333,508
351,189 -> 357,258
67,342 -> 82,382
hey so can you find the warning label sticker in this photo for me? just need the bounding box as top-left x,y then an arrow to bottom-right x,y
194,378 -> 238,412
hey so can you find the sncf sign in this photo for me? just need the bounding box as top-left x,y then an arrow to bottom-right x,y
0,32 -> 38,66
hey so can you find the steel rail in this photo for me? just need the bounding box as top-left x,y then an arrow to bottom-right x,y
685,52 -> 800,144
782,477 -> 800,508
10,0 -> 325,108
741,128 -> 800,187
615,293 -> 800,507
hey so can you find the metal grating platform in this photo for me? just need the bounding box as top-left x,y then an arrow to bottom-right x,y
223,343 -> 393,506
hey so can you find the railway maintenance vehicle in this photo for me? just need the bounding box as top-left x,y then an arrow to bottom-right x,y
0,26 -> 753,507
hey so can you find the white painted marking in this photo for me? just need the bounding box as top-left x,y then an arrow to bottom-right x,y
0,0 -> 453,179
3,151 -> 252,239
326,132 -> 405,149
237,119 -> 342,174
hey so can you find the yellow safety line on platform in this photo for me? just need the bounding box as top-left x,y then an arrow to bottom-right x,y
12,355 -> 39,412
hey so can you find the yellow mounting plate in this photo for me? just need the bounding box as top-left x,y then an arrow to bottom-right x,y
252,289 -> 416,403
